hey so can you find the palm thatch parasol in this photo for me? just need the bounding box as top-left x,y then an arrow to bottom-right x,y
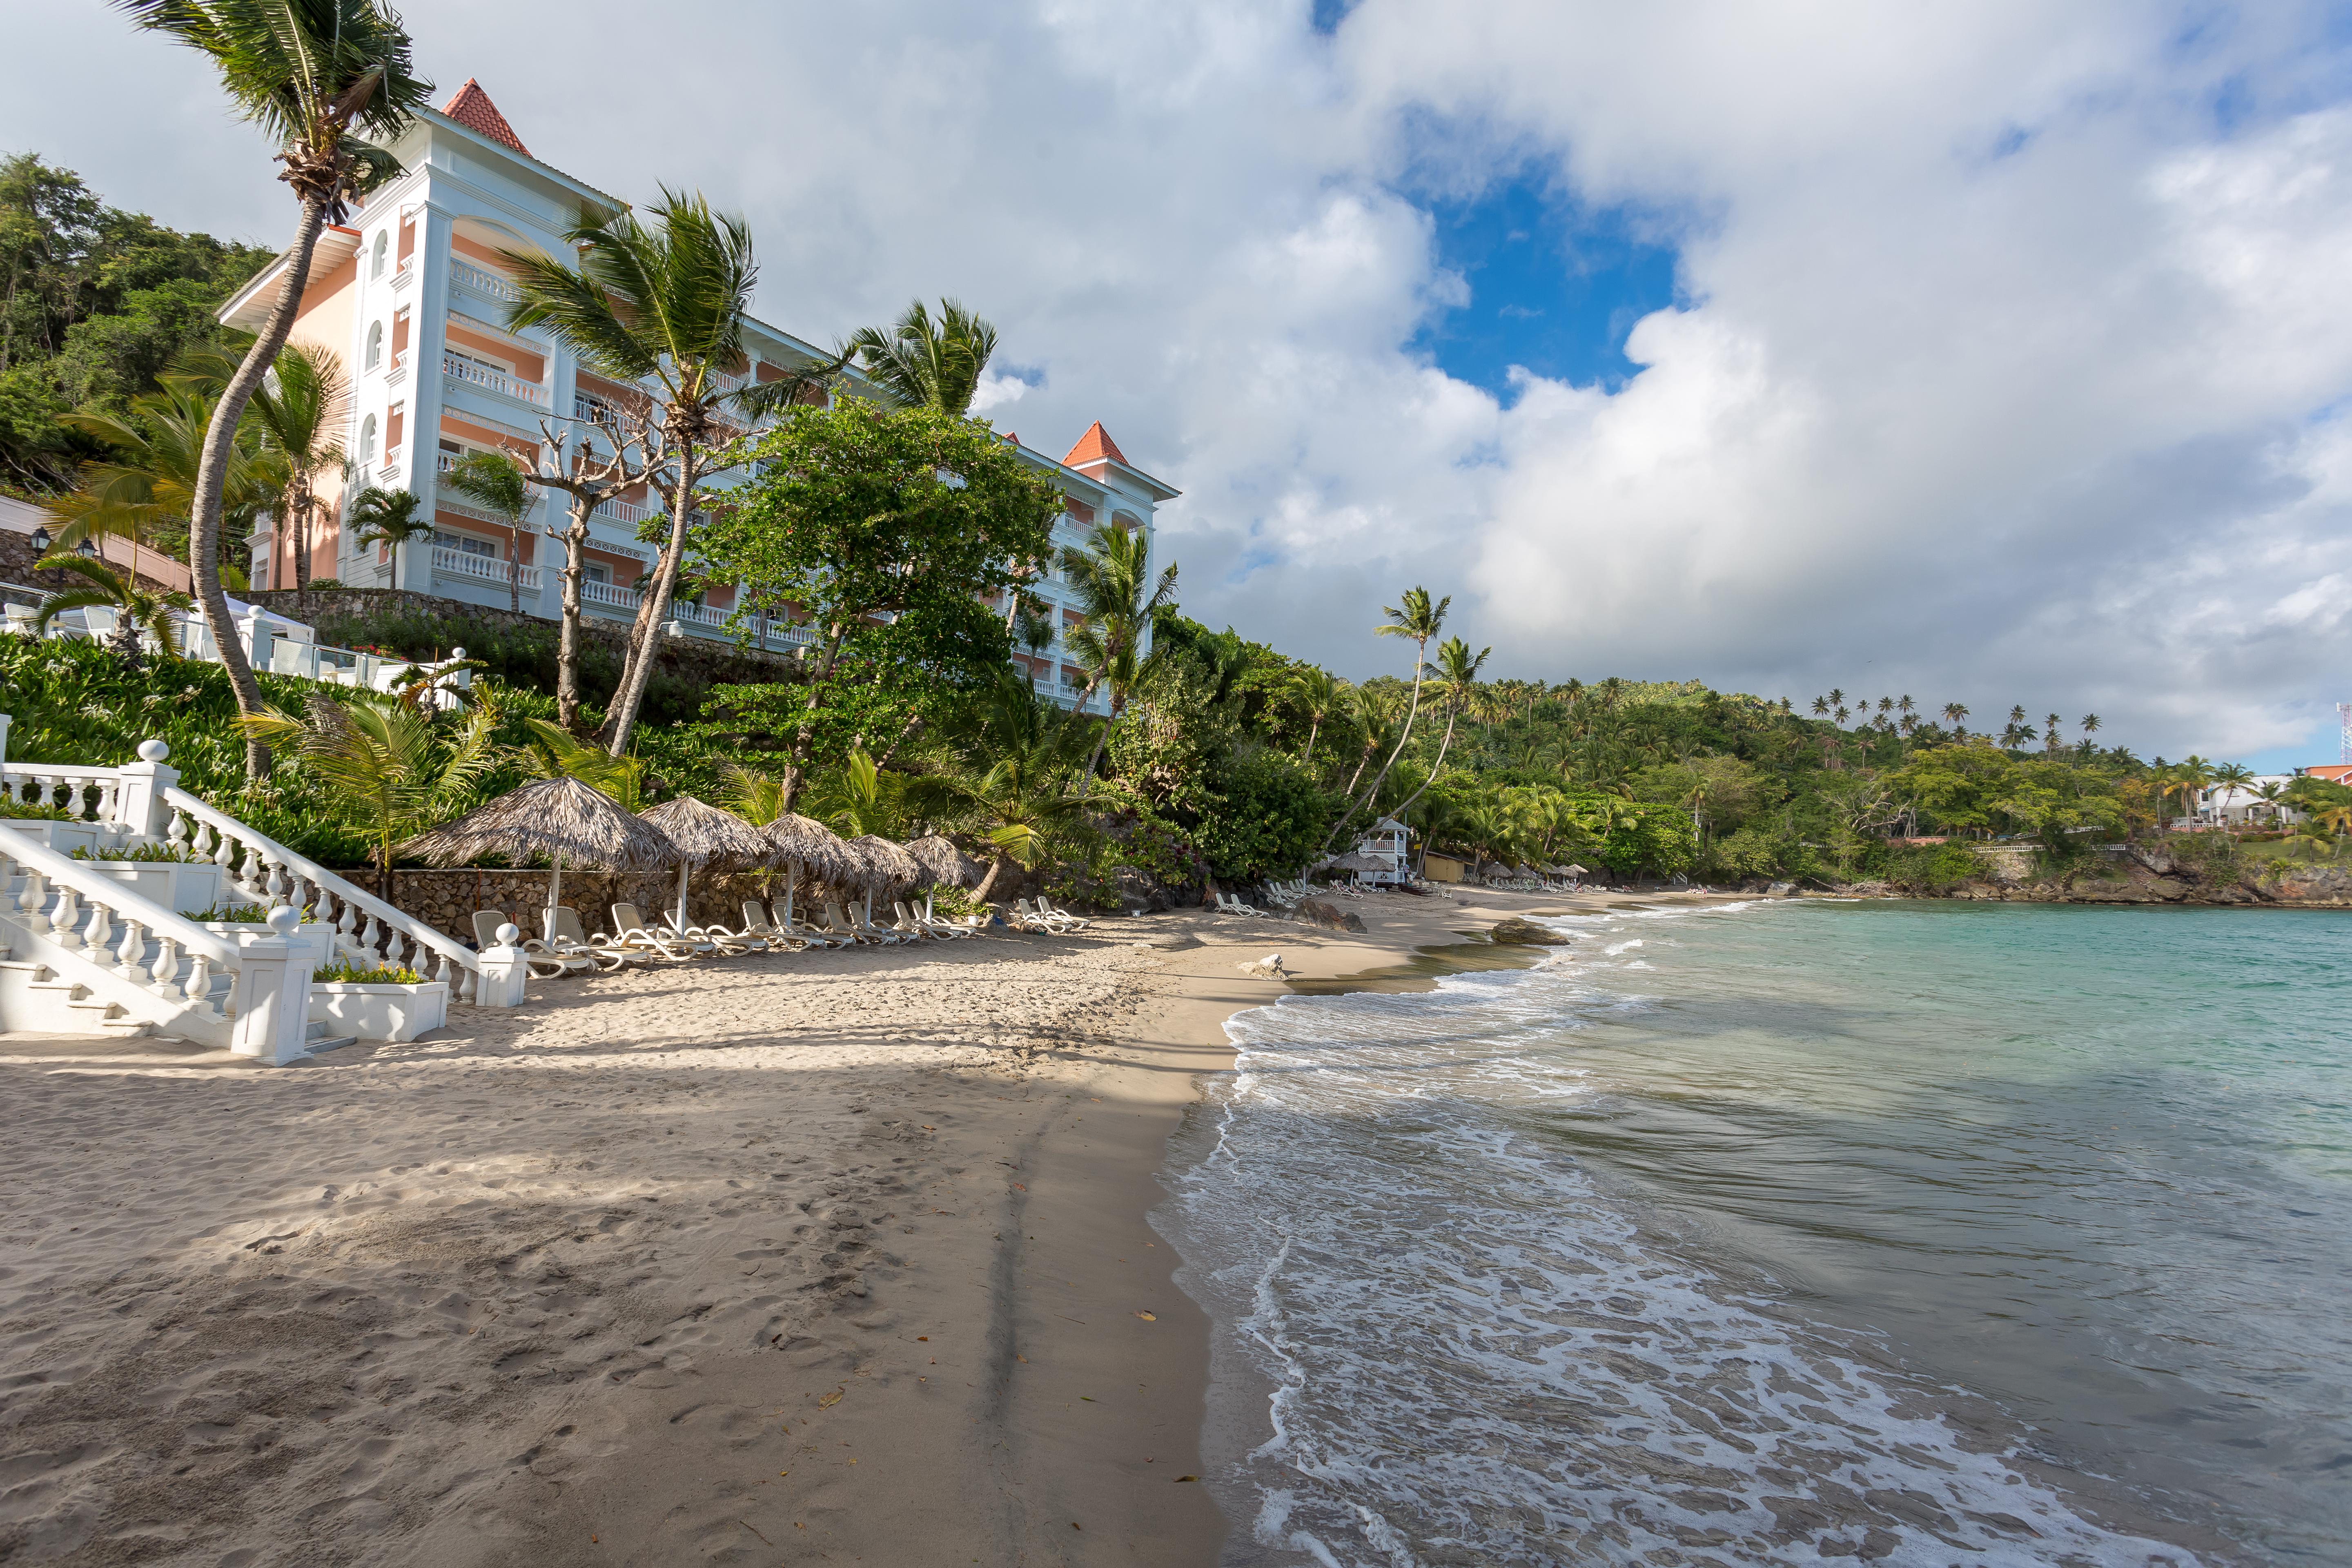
902,835 -> 980,917
760,812 -> 857,928
398,776 -> 678,935
847,834 -> 922,922
1327,850 -> 1387,875
641,795 -> 781,931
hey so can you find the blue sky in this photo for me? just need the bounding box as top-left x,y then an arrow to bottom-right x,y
1410,176 -> 1682,397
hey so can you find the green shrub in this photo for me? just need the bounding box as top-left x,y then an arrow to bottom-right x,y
68,842 -> 209,862
1188,748 -> 1333,882
0,795 -> 74,820
312,958 -> 423,985
1870,841 -> 1983,893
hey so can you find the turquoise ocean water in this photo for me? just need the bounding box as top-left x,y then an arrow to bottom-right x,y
1163,900 -> 2352,1566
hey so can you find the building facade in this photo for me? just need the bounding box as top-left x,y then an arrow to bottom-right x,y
220,81 -> 1175,713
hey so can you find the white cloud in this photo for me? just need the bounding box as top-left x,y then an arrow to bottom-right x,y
967,373 -> 1032,415
6,0 -> 2350,759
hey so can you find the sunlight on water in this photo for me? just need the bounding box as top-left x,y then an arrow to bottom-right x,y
1163,900 -> 2352,1567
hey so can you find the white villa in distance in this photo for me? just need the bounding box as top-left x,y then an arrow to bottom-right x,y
222,80 -> 1176,713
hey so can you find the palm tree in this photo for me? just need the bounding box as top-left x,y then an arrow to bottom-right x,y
1942,702 -> 1969,737
1289,667 -> 1343,763
440,449 -> 533,612
2080,713 -> 2101,742
236,692 -> 497,899
807,747 -> 910,840
1391,636 -> 1491,820
2161,755 -> 2216,829
502,189 -> 793,757
1324,586 -> 1449,852
120,0 -> 431,780
846,298 -> 1000,417
245,340 -> 347,604
513,716 -> 642,805
1058,519 -> 1179,775
31,553 -> 194,669
1811,696 -> 1829,716
46,363 -> 280,586
346,485 -> 432,582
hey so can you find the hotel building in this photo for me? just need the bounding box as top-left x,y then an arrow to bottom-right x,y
220,80 -> 1176,712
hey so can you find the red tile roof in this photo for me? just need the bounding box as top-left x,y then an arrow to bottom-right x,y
1062,421 -> 1128,469
441,80 -> 530,158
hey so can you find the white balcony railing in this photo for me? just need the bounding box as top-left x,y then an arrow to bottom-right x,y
431,545 -> 541,594
450,259 -> 520,303
592,494 -> 653,525
581,577 -> 639,612
443,352 -> 549,408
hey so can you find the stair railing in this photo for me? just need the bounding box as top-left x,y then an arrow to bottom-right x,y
158,784 -> 480,1002
0,828 -> 239,1020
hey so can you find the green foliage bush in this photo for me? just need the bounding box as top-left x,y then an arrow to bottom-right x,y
313,958 -> 424,986
1865,841 -> 1983,893
1189,747 -> 1334,882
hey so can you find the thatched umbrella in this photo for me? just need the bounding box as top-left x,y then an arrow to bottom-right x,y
847,834 -> 922,923
761,812 -> 856,928
640,795 -> 780,932
1328,850 -> 1387,875
903,834 -> 980,918
399,776 -> 677,936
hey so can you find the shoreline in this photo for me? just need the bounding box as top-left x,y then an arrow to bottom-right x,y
0,884 -> 1727,1566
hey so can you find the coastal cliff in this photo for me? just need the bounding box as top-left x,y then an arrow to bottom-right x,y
1833,846 -> 2352,908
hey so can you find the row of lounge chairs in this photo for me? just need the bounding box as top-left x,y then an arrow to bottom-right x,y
1007,898 -> 1091,933
476,898 -> 989,978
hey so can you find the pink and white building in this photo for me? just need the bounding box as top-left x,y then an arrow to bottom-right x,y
220,81 -> 1175,712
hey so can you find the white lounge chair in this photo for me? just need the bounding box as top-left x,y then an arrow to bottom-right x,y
546,906 -> 650,970
1035,897 -> 1091,931
474,908 -> 591,978
610,902 -> 710,960
895,899 -> 971,939
1214,892 -> 1263,918
824,898 -> 904,944
739,900 -> 817,951
667,905 -> 770,955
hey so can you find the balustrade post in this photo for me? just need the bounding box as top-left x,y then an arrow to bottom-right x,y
475,923 -> 528,1007
114,740 -> 182,842
229,906 -> 311,1065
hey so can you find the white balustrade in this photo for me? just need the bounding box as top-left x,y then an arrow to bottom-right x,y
443,352 -> 550,408
430,546 -> 542,594
1,762 -> 127,829
592,494 -> 653,525
0,829 -> 240,1027
450,258 -> 520,302
581,577 -> 640,612
160,784 -> 481,1002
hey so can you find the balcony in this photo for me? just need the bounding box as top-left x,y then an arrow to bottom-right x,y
581,577 -> 639,614
443,352 -> 549,409
450,258 -> 520,303
591,494 -> 653,525
431,545 -> 540,595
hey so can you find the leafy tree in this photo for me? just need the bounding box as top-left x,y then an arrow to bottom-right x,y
122,0 -> 434,780
1190,746 -> 1331,882
694,396 -> 1059,806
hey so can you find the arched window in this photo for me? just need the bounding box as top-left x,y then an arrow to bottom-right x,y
365,321 -> 384,371
371,232 -> 388,279
360,413 -> 378,465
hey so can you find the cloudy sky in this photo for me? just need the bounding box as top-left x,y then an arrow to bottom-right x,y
9,1 -> 2352,765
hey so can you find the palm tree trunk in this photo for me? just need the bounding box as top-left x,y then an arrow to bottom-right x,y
1299,716 -> 1320,764
508,521 -> 522,613
1082,688 -> 1125,778
194,196 -> 329,781
556,507 -> 588,732
600,439 -> 697,755
1390,706 -> 1459,820
291,490 -> 311,605
971,853 -> 1011,906
1324,651 -> 1427,852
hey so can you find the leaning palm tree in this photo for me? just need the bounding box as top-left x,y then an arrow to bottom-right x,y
31,553 -> 195,669
346,485 -> 431,581
120,0 -> 432,780
236,691 -> 497,899
847,298 -> 1000,417
1391,635 -> 1492,820
245,339 -> 347,604
1058,519 -> 1178,774
441,449 -> 533,612
502,190 -> 827,756
1324,586 -> 1449,852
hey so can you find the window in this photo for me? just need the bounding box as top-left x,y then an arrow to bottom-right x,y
365,321 -> 383,370
584,563 -> 611,585
359,414 -> 377,464
386,401 -> 405,451
433,530 -> 501,559
371,232 -> 388,279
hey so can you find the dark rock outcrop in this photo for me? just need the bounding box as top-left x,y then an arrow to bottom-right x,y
1490,918 -> 1569,945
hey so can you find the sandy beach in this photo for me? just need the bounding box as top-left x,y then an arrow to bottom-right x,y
0,884 -> 1733,1566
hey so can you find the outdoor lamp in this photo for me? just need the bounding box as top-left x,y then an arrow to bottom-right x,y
77,537 -> 98,559
29,525 -> 49,552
